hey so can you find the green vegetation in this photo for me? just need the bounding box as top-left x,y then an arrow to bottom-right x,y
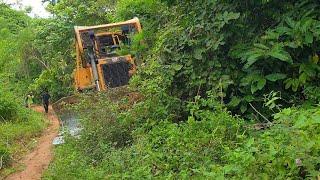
0,4 -> 47,177
45,93 -> 320,179
1,0 -> 320,179
0,87 -> 46,176
0,106 -> 46,176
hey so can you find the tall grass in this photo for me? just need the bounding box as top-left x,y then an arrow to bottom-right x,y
0,108 -> 47,177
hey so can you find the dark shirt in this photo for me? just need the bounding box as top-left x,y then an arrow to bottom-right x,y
42,93 -> 51,103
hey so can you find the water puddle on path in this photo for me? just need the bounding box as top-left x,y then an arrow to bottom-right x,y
53,111 -> 82,145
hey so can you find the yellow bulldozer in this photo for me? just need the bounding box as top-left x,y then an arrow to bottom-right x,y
73,18 -> 142,91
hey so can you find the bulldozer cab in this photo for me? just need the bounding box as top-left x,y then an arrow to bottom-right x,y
74,18 -> 142,91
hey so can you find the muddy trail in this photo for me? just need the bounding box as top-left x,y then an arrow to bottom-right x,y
6,106 -> 59,180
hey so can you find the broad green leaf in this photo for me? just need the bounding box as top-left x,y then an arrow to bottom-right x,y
265,73 -> 287,82
285,17 -> 295,28
263,31 -> 280,40
223,165 -> 234,173
312,114 -> 320,124
257,78 -> 266,90
240,104 -> 247,113
285,42 -> 298,48
299,72 -> 308,84
305,32 -> 313,44
244,53 -> 263,69
228,96 -> 241,107
292,79 -> 300,92
251,84 -> 259,94
172,64 -> 183,71
276,26 -> 291,35
301,18 -> 313,33
194,49 -> 203,60
244,95 -> 254,102
251,78 -> 266,94
254,43 -> 269,50
269,50 -> 293,64
294,114 -> 307,128
227,12 -> 240,20
285,79 -> 292,90
312,54 -> 319,64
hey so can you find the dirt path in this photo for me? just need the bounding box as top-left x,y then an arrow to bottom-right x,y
6,106 -> 59,180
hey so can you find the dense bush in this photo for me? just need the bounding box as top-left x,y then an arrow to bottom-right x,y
69,93 -> 133,164
37,0 -> 320,179
121,0 -> 320,120
220,107 -> 320,179
45,92 -> 320,178
0,91 -> 19,122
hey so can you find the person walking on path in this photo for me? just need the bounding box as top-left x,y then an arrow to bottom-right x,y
42,90 -> 51,113
25,93 -> 34,108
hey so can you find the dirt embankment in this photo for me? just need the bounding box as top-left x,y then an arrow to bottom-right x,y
6,106 -> 59,180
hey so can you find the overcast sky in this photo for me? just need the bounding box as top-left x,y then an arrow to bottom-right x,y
3,0 -> 51,18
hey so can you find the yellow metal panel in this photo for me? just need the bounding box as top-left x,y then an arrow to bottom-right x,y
74,68 -> 93,90
97,64 -> 107,91
75,17 -> 142,32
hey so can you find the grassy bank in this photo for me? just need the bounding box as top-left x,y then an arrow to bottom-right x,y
0,108 -> 47,178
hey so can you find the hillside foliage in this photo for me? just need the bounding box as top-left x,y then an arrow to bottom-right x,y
44,0 -> 320,179
0,0 -> 320,179
0,4 -> 47,175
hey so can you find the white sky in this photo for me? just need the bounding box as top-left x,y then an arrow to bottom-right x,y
3,0 -> 51,18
